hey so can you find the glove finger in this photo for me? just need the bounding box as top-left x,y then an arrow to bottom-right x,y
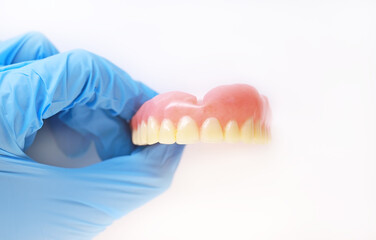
0,49 -> 156,156
0,32 -> 58,66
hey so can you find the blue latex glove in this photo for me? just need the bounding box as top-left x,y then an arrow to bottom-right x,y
0,32 -> 185,240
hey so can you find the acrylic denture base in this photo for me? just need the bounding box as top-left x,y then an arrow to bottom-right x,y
131,84 -> 271,145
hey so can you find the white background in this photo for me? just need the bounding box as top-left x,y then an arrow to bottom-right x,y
1,0 -> 376,239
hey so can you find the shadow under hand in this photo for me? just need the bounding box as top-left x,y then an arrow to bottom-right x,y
25,119 -> 102,168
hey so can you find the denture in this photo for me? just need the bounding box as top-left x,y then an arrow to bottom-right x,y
131,84 -> 271,145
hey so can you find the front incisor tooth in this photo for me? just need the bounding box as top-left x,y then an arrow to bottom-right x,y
139,121 -> 148,145
200,117 -> 223,143
224,120 -> 240,143
147,117 -> 159,145
159,119 -> 176,144
176,116 -> 199,144
240,118 -> 254,143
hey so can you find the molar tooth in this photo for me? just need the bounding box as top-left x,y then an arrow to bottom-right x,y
176,116 -> 199,144
253,121 -> 264,143
132,128 -> 138,145
139,121 -> 148,145
200,117 -> 223,143
265,126 -> 271,142
147,117 -> 159,145
240,118 -> 254,143
159,119 -> 176,144
136,123 -> 142,145
259,125 -> 271,144
265,131 -> 271,143
224,120 -> 240,143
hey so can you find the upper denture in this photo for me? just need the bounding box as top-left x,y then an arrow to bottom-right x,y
131,84 -> 271,145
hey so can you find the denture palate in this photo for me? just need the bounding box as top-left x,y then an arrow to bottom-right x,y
130,84 -> 271,145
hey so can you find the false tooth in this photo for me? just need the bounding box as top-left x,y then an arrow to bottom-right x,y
136,123 -> 142,145
240,118 -> 254,143
224,120 -> 240,143
200,117 -> 223,143
263,130 -> 270,143
147,117 -> 159,145
259,125 -> 271,143
139,121 -> 148,145
265,126 -> 271,142
176,116 -> 199,144
159,119 -> 176,144
132,128 -> 138,145
253,121 -> 264,143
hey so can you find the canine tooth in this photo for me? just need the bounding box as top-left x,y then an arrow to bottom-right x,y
176,116 -> 199,144
240,118 -> 254,143
159,119 -> 176,144
224,120 -> 240,143
200,117 -> 223,143
139,121 -> 148,145
147,117 -> 159,145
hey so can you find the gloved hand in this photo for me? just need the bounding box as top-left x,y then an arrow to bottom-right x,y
0,32 -> 185,240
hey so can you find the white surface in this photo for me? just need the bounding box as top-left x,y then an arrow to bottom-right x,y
2,0 -> 376,239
